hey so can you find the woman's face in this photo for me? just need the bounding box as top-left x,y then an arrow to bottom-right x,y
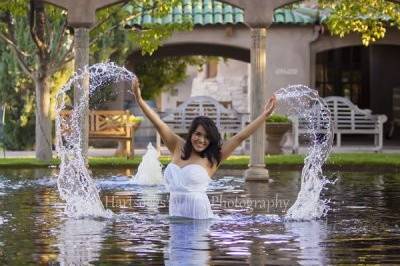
191,125 -> 210,153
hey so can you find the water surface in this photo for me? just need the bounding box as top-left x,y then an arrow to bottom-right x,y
0,168 -> 399,265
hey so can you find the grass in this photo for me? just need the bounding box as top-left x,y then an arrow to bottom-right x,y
226,153 -> 400,167
0,153 -> 399,169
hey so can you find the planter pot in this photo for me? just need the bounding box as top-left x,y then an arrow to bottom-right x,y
265,122 -> 292,154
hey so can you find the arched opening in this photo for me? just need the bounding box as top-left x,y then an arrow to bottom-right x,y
315,44 -> 400,122
126,44 -> 251,148
314,44 -> 400,141
127,42 -> 250,113
129,43 -> 250,64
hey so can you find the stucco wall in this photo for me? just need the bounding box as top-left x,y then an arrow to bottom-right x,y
191,59 -> 249,112
310,27 -> 400,88
160,66 -> 197,112
161,60 -> 249,112
265,25 -> 314,96
159,25 -> 315,110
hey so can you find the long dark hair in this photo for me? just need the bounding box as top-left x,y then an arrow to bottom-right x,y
181,116 -> 222,167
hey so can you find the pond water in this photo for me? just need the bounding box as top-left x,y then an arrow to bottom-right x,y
0,168 -> 399,265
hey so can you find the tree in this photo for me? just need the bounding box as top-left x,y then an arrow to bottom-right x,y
0,0 -> 191,160
134,56 -> 206,100
91,1 -> 192,62
0,41 -> 36,150
89,1 -> 193,104
0,1 -> 74,160
318,0 -> 400,45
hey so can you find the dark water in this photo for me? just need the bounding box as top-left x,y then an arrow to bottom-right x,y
0,168 -> 399,265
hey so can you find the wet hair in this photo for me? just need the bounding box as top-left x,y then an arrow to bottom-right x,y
181,116 -> 222,167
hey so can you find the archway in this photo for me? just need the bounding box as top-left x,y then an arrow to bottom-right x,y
129,43 -> 250,64
127,0 -> 400,179
126,45 -> 251,149
315,44 -> 400,124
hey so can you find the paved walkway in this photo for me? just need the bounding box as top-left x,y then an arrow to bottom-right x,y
0,147 -> 168,158
0,146 -> 174,158
1,141 -> 399,158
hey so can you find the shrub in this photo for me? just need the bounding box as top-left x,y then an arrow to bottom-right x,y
128,116 -> 144,123
266,114 -> 291,123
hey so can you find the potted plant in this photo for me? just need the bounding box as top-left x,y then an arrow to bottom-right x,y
265,114 -> 292,154
127,115 -> 144,129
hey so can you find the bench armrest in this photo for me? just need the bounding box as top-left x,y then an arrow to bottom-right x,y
377,114 -> 388,124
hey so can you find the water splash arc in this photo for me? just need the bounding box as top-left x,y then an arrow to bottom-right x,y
55,63 -> 332,221
55,62 -> 136,218
274,85 -> 334,220
133,143 -> 164,185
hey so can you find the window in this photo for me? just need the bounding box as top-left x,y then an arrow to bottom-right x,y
205,59 -> 218,79
315,46 -> 369,108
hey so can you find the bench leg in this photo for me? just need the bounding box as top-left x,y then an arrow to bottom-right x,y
115,140 -> 132,158
292,127 -> 299,154
126,139 -> 132,158
130,138 -> 135,158
336,133 -> 341,147
375,133 -> 383,152
115,141 -> 125,157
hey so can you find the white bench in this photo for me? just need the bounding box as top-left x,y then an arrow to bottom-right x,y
292,96 -> 388,152
161,96 -> 249,144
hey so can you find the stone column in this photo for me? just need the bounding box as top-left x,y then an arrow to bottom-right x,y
244,27 -> 269,181
74,28 -> 90,160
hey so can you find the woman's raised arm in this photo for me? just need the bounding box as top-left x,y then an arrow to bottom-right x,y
220,95 -> 277,161
131,79 -> 183,154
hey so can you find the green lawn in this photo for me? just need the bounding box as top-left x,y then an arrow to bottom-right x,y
0,153 -> 399,169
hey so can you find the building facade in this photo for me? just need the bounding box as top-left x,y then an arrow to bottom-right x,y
125,1 -> 400,144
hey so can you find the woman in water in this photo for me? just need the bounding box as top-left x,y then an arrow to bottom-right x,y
131,80 -> 277,219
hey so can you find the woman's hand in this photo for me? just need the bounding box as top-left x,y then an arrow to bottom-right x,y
220,94 -> 277,161
131,78 -> 142,102
263,95 -> 277,118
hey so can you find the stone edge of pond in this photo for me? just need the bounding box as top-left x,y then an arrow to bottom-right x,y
219,164 -> 400,173
0,162 -> 399,173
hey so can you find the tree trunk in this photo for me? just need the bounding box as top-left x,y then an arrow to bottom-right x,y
35,72 -> 52,161
30,0 -> 52,161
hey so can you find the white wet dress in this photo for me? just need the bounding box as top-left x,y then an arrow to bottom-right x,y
164,163 -> 216,219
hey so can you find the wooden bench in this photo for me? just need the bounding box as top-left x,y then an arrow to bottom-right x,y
61,110 -> 140,157
161,96 -> 248,146
292,96 -> 388,152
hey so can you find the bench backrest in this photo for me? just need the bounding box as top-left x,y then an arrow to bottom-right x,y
324,96 -> 387,130
295,96 -> 387,132
162,96 -> 246,134
89,110 -> 132,137
61,110 -> 133,137
177,100 -> 233,109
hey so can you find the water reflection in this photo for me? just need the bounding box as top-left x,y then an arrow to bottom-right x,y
285,221 -> 328,265
56,218 -> 108,265
1,168 -> 400,264
165,218 -> 214,266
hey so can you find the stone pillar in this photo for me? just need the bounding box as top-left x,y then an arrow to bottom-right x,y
244,27 -> 269,181
74,28 -> 90,160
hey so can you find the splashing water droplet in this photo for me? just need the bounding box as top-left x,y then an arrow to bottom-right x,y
55,64 -> 332,221
274,85 -> 334,220
55,62 -> 135,218
133,143 -> 164,185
